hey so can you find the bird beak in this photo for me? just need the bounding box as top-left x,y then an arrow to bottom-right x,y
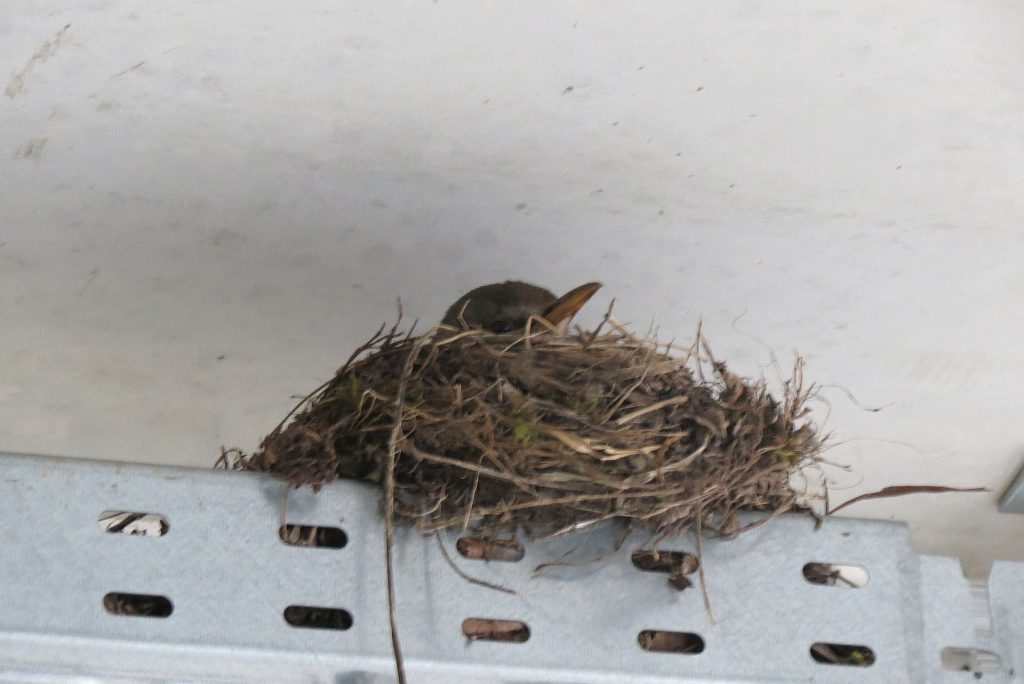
542,282 -> 602,325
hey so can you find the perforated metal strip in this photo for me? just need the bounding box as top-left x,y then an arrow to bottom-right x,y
0,452 -> 1018,683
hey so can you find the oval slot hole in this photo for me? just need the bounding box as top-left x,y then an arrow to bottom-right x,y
631,549 -> 698,574
462,618 -> 530,643
279,524 -> 347,549
283,605 -> 353,630
103,592 -> 173,618
98,511 -> 168,537
802,562 -> 869,588
456,537 -> 524,562
632,549 -> 697,589
638,630 -> 705,654
810,642 -> 875,666
941,647 -> 1002,674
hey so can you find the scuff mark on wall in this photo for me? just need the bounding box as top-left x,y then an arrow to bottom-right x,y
5,23 -> 71,99
110,60 -> 146,80
14,138 -> 48,161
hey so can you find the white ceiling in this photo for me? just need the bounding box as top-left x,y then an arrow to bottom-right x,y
2,0 -> 1022,578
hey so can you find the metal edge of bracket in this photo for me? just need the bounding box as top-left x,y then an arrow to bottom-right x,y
999,459 -> 1024,514
0,452 -> 1020,684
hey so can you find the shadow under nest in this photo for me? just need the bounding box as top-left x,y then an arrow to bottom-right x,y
225,315 -> 823,543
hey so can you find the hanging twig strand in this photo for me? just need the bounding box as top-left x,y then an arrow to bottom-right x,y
383,335 -> 427,684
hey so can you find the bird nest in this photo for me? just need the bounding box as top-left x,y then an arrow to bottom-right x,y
225,315 -> 824,543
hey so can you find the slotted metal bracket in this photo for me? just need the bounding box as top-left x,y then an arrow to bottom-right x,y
0,452 -> 1019,683
999,461 -> 1024,514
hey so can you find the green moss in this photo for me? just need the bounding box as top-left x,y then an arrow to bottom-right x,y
347,374 -> 363,402
778,448 -> 800,466
514,420 -> 539,445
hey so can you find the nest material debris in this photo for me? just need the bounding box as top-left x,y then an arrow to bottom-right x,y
226,314 -> 823,543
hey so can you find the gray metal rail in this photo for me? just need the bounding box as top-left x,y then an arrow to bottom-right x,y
0,453 -> 1016,683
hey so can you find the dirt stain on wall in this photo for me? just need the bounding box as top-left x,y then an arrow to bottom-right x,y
5,23 -> 71,99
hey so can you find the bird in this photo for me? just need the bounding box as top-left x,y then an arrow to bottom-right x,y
442,281 -> 602,332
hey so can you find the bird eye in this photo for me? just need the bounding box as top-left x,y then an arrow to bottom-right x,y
489,319 -> 514,333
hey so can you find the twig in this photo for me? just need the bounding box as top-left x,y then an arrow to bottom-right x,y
434,534 -> 517,595
384,335 -> 427,684
829,485 -> 987,515
695,507 -> 715,624
820,383 -> 894,413
532,523 -> 631,574
692,320 -> 706,383
461,456 -> 483,533
422,488 -> 712,531
582,300 -> 616,348
614,396 -> 690,426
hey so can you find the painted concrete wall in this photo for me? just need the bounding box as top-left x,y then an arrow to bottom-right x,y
2,1 -> 1022,577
